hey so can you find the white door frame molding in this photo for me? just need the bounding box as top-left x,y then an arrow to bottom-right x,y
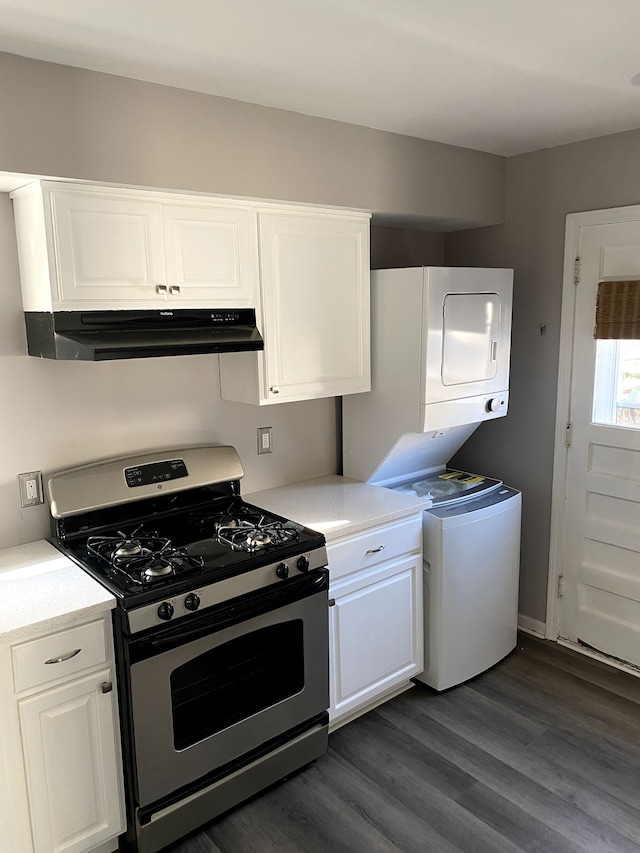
547,202 -> 640,642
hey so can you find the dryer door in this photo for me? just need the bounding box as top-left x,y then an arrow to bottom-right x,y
442,292 -> 501,385
420,267 -> 513,429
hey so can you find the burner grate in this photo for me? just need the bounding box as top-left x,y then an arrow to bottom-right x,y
202,512 -> 300,553
87,526 -> 204,585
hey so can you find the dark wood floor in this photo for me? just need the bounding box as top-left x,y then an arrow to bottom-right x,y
169,635 -> 640,853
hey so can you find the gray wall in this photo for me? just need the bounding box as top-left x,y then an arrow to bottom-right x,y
371,226 -> 444,269
446,127 -> 640,625
0,52 -> 490,551
0,52 -> 504,230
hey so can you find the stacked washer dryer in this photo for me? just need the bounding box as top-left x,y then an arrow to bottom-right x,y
343,266 -> 521,691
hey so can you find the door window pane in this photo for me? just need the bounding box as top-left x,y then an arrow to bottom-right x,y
593,340 -> 640,428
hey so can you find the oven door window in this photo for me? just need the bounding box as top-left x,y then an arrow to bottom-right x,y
170,619 -> 304,750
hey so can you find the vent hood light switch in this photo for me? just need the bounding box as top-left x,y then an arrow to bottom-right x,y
18,471 -> 44,507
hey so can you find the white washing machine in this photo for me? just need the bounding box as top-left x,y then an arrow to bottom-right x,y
341,266 -> 521,692
391,468 -> 521,692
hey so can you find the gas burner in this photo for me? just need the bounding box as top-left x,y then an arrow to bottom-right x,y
214,515 -> 239,531
87,527 -> 204,585
246,530 -> 273,549
141,558 -> 178,578
115,538 -> 145,558
87,526 -> 170,567
115,549 -> 205,586
210,514 -> 299,553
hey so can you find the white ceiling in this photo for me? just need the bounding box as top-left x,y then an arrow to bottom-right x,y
1,0 -> 640,157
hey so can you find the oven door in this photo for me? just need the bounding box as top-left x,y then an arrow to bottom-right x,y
127,570 -> 328,807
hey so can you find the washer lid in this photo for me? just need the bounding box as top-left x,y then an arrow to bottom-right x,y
366,423 -> 480,487
394,468 -> 503,505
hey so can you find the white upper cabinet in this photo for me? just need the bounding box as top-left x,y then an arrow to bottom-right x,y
161,205 -> 256,305
52,191 -> 166,305
11,181 -> 371,403
11,182 -> 257,311
219,210 -> 371,404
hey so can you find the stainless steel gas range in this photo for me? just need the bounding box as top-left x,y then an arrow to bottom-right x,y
46,445 -> 329,853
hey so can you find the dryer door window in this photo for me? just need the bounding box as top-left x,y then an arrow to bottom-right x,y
441,292 -> 501,386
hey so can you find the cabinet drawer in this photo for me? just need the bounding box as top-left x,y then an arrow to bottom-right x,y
328,513 -> 422,583
12,619 -> 108,693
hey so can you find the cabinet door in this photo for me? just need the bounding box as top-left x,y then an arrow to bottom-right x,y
162,205 -> 256,306
258,213 -> 370,402
18,668 -> 124,853
51,192 -> 166,305
329,555 -> 423,725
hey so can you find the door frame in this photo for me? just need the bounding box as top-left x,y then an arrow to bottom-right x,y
547,202 -> 640,643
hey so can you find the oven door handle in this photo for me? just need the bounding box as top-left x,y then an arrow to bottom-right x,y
137,570 -> 328,653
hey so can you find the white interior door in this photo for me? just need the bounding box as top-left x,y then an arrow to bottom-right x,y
558,218 -> 640,666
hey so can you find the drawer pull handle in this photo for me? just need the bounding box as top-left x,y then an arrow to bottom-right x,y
101,681 -> 113,694
156,284 -> 168,295
44,648 -> 81,665
170,285 -> 181,295
328,598 -> 336,607
365,545 -> 385,555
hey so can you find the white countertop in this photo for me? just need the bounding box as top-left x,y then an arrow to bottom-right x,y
246,475 -> 427,542
0,540 -> 116,644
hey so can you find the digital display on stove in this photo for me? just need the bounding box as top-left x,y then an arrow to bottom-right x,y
124,459 -> 188,488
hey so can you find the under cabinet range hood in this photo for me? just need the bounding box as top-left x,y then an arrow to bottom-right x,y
23,309 -> 264,361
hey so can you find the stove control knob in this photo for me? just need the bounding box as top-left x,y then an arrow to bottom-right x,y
296,556 -> 310,573
157,602 -> 174,621
276,562 -> 289,579
184,593 -> 200,612
486,397 -> 502,413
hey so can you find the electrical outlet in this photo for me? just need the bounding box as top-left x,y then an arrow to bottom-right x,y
18,471 -> 44,508
257,427 -> 273,455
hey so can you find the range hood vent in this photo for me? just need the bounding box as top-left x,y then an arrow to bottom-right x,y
24,309 -> 264,361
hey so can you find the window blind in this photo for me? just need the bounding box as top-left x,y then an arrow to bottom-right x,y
594,280 -> 640,339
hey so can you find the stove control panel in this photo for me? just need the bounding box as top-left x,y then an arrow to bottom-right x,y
126,546 -> 328,634
124,458 -> 188,488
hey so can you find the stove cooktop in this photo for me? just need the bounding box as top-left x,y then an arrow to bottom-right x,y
57,498 -> 326,605
48,446 -> 327,618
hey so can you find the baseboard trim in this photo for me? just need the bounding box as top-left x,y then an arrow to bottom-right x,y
556,638 -> 640,679
517,614 -> 546,638
328,681 -> 415,733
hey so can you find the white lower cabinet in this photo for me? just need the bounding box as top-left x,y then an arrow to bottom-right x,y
19,669 -> 123,853
0,616 -> 124,853
327,514 -> 423,728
